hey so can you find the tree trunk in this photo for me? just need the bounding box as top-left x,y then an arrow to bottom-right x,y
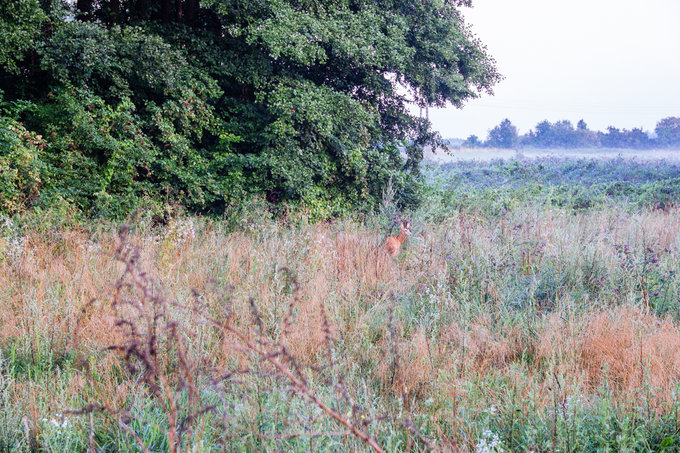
185,0 -> 198,27
161,0 -> 171,23
175,0 -> 183,23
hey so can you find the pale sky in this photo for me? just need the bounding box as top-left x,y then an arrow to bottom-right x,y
429,0 -> 680,139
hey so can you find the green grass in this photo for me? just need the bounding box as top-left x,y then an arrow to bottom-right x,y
423,158 -> 680,218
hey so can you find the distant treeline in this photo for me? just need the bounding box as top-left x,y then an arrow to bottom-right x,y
463,117 -> 680,149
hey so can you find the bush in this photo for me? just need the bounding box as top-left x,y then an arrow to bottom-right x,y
0,116 -> 42,214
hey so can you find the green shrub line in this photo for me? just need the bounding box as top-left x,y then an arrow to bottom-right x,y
423,158 -> 680,219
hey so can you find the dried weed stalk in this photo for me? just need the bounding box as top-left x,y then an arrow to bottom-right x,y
74,224 -> 393,452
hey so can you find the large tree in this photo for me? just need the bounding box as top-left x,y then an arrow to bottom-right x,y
0,0 -> 500,218
486,118 -> 518,148
655,117 -> 680,148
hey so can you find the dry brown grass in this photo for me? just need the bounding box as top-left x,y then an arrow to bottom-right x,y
579,307 -> 680,403
3,207 -> 680,448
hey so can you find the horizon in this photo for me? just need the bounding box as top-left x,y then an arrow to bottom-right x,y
427,0 -> 680,140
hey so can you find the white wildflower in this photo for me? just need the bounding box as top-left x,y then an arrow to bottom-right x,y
476,429 -> 504,453
80,240 -> 101,254
41,413 -> 72,435
5,236 -> 26,261
165,218 -> 197,245
0,214 -> 14,236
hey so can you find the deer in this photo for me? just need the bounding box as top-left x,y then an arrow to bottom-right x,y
383,218 -> 412,256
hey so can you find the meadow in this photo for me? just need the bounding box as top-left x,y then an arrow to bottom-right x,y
3,157 -> 680,452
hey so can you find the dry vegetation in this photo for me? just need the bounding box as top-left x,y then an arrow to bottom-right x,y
2,203 -> 680,451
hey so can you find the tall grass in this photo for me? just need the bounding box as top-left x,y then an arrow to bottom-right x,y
2,159 -> 680,451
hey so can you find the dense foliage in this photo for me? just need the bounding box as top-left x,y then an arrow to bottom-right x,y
0,0 -> 499,218
464,116 -> 680,149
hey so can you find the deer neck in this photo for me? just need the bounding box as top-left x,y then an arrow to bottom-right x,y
396,230 -> 408,243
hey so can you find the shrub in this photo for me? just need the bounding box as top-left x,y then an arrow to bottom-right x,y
0,116 -> 42,214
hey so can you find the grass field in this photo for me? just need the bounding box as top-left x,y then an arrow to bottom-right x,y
425,147 -> 680,163
3,157 -> 680,451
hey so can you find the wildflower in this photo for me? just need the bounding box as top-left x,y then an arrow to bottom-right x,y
41,414 -> 72,435
82,240 -> 101,254
165,218 -> 197,245
0,214 -> 14,235
476,429 -> 504,453
6,236 -> 26,261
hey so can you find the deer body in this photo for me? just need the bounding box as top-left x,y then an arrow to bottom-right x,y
383,220 -> 411,256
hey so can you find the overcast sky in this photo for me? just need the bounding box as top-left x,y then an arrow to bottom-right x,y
429,0 -> 680,139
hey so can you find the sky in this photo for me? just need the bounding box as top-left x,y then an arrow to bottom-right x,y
429,0 -> 680,139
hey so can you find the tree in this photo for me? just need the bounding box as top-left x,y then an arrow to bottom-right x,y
0,0 -> 46,75
551,120 -> 577,147
574,120 -> 600,147
524,120 -> 578,148
529,120 -> 554,147
485,118 -> 517,148
623,128 -> 652,149
518,118 -> 658,149
463,134 -> 482,148
197,0 -> 500,212
0,0 -> 500,218
655,117 -> 680,148
601,126 -> 623,148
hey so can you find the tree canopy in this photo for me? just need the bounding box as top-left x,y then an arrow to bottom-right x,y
485,118 -> 517,148
0,0 -> 500,218
656,117 -> 680,147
